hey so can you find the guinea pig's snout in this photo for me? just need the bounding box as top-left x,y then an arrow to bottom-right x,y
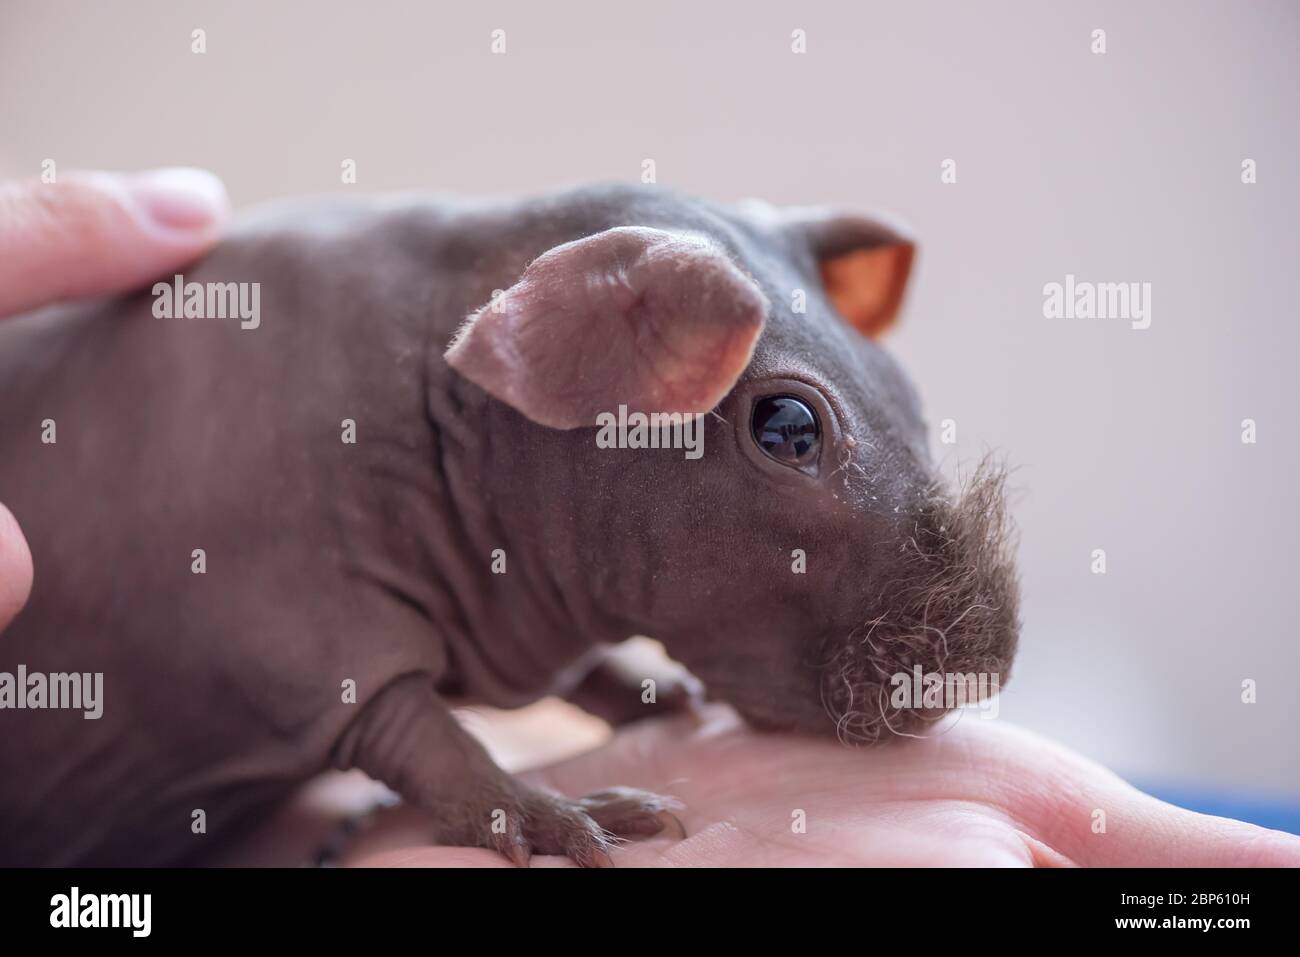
818,458 -> 1020,744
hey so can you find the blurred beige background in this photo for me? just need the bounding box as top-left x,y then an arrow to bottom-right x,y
2,0 -> 1296,795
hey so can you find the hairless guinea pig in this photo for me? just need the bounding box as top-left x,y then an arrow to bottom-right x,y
0,183 -> 1019,866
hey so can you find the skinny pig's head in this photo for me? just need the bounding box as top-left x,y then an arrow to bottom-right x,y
444,185 -> 1019,741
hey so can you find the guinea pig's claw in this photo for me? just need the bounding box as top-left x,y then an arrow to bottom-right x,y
658,811 -> 688,840
505,838 -> 532,868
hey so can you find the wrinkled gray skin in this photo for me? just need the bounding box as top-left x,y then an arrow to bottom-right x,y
0,184 -> 996,866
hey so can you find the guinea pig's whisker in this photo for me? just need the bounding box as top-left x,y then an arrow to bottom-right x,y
819,455 -> 1020,745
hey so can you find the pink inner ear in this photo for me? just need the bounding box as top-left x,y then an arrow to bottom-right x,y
446,227 -> 768,430
820,243 -> 915,339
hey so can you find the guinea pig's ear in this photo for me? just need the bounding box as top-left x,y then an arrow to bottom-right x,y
445,226 -> 767,430
754,204 -> 915,339
814,216 -> 914,339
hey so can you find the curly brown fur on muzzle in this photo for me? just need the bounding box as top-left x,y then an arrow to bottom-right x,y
821,457 -> 1020,744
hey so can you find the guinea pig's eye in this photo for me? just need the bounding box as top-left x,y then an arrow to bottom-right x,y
751,395 -> 820,466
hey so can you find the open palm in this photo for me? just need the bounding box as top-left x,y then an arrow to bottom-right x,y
349,705 -> 1300,867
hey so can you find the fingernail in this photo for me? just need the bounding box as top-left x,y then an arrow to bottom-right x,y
127,167 -> 229,231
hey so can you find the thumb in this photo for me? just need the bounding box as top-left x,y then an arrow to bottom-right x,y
0,503 -> 33,633
0,167 -> 229,319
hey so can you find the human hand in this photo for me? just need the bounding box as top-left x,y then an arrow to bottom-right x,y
0,167 -> 230,630
345,705 -> 1300,867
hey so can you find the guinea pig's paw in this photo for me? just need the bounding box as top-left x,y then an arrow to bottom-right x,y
475,784 -> 683,867
490,788 -> 616,867
574,787 -> 687,841
596,676 -> 703,727
647,675 -> 707,718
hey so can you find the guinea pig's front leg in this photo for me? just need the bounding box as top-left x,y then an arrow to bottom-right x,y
333,674 -> 681,866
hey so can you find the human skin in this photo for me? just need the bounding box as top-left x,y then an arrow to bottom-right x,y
345,706 -> 1300,868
